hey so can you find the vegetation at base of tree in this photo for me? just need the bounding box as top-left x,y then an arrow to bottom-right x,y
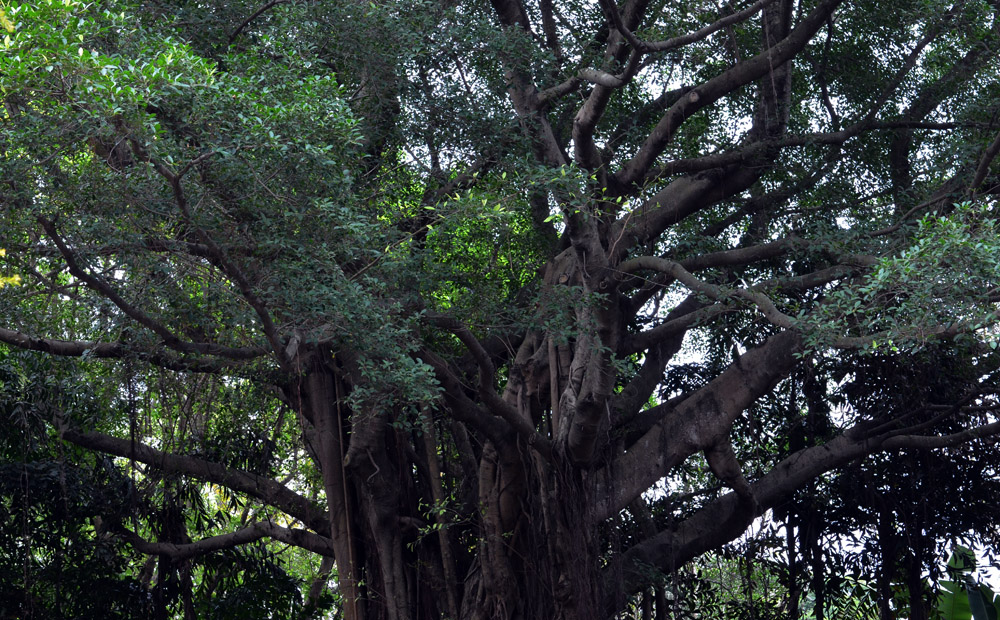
2,0 -> 1000,618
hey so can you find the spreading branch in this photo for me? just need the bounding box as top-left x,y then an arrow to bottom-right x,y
0,326 -> 258,373
118,520 -> 336,560
597,329 -> 802,520
614,0 -> 845,189
36,217 -> 267,361
228,0 -> 290,45
619,255 -> 798,330
608,418 -> 1000,606
59,428 -> 329,536
971,127 -> 1000,192
647,121 -> 962,181
150,157 -> 287,367
599,0 -> 775,55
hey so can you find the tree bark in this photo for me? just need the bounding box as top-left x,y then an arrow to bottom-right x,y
304,362 -> 364,620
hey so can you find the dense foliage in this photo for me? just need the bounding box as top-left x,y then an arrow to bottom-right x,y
3,0 -> 1000,618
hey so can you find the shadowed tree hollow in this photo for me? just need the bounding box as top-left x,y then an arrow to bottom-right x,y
3,0 -> 1000,618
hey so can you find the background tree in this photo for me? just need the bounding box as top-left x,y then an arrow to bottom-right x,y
3,0 -> 1000,618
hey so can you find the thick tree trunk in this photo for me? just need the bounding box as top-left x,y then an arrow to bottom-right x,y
304,364 -> 364,620
346,406 -> 413,620
905,536 -> 928,620
464,443 -> 603,620
875,503 -> 897,620
420,408 -> 461,619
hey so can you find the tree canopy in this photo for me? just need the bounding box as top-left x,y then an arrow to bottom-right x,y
2,0 -> 1000,618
